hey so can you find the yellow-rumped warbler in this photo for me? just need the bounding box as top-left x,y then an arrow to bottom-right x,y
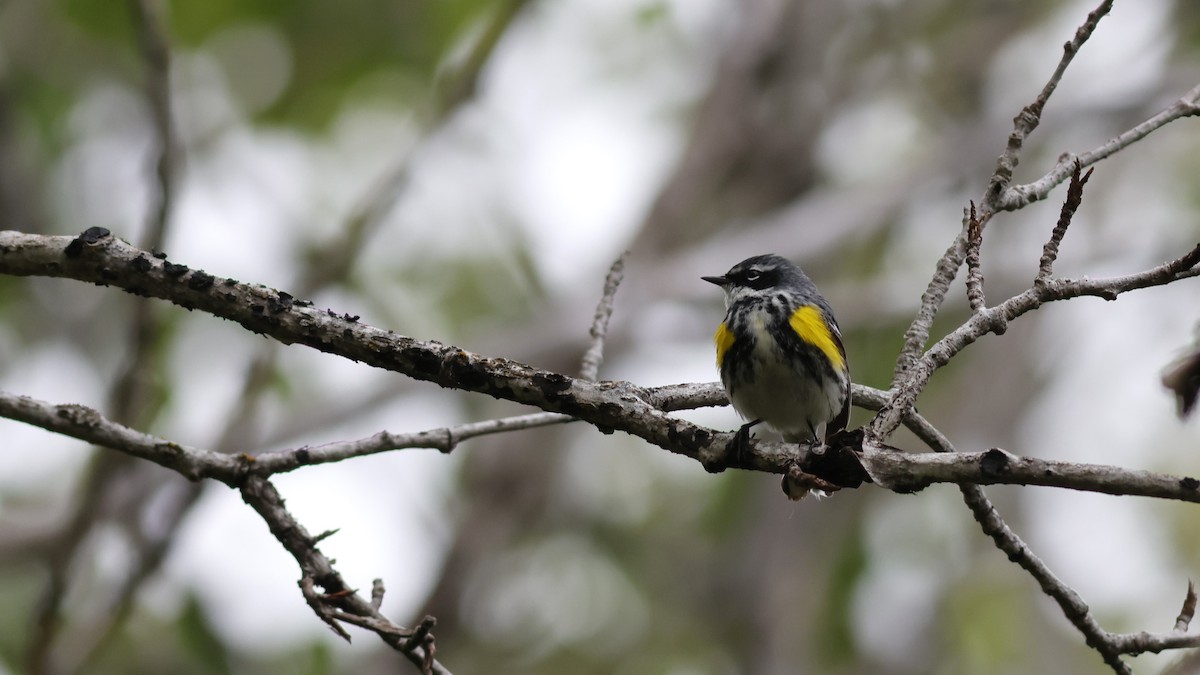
703,254 -> 851,454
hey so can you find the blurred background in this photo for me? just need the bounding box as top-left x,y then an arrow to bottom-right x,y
2,0 -> 1200,673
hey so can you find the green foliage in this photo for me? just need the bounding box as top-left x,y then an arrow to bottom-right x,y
697,472 -> 756,538
816,519 -> 868,666
389,249 -> 544,336
939,580 -> 1026,672
178,593 -> 232,673
0,565 -> 40,670
168,0 -> 495,128
7,71 -> 76,158
47,0 -> 502,129
58,0 -> 137,41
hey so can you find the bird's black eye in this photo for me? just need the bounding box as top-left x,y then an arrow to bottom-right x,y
738,268 -> 774,289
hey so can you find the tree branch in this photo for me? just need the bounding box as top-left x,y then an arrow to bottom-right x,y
854,389 -> 1154,675
891,73 -> 1200,423
579,252 -> 627,381
9,380 -> 1200,503
1036,160 -> 1092,281
0,230 -> 742,469
892,0 -> 1116,382
964,203 -> 986,312
0,390 -> 239,482
957,479 -> 1132,673
983,0 -> 1114,210
996,81 -> 1200,212
859,448 -> 1200,502
240,475 -> 450,674
872,240 -> 1200,439
6,225 -> 1200,674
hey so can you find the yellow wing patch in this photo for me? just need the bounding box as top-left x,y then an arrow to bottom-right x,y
789,305 -> 845,371
714,322 -> 735,368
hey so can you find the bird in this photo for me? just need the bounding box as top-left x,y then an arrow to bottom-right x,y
703,254 -> 851,460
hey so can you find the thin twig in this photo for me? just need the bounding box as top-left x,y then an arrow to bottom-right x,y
892,232 -> 969,381
241,476 -> 451,674
580,252 -> 628,381
0,391 -> 236,481
1174,580 -> 1197,633
1107,629 -> 1200,655
984,0 -> 1115,210
891,0 -> 1116,384
851,385 -> 955,454
300,575 -> 352,641
402,616 -> 438,655
13,382 -> 1200,502
858,385 -> 1190,672
1037,160 -> 1093,281
997,82 -> 1200,212
965,203 -> 986,312
327,610 -> 410,636
871,241 -> 1200,439
957,483 -> 1131,674
371,579 -> 386,611
253,411 -> 577,473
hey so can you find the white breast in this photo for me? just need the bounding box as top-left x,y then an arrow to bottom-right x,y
727,308 -> 841,442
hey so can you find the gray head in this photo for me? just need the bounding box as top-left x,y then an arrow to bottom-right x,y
702,254 -> 817,308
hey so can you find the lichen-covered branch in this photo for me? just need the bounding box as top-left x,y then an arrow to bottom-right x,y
0,229 -> 743,468
8,378 -> 1200,503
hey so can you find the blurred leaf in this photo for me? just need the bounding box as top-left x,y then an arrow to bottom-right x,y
179,593 -> 232,673
816,516 -> 867,666
393,252 -> 543,335
634,2 -> 670,28
0,565 -> 42,667
298,641 -> 334,675
698,472 -> 754,538
165,0 -> 503,128
940,579 -> 1025,671
58,0 -> 136,41
7,73 -> 77,157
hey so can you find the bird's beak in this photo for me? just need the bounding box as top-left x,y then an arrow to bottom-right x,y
701,275 -> 728,286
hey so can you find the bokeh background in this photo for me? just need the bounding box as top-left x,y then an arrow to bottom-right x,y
2,0 -> 1200,673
